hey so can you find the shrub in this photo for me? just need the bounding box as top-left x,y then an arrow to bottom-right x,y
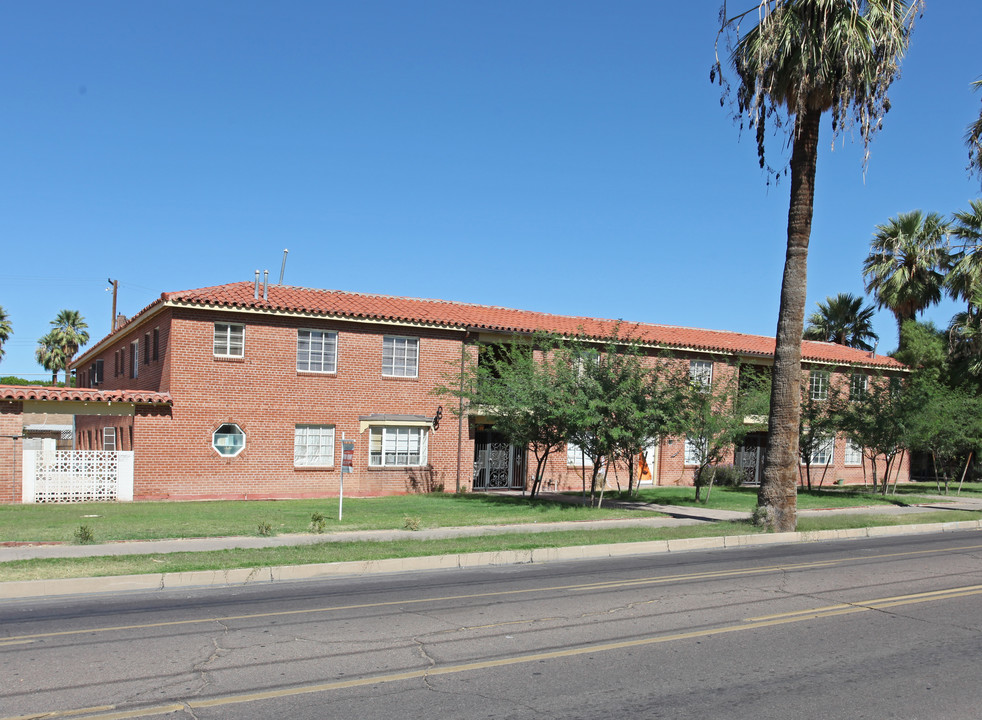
403,516 -> 422,531
73,525 -> 95,544
696,464 -> 746,488
309,512 -> 327,534
257,521 -> 273,537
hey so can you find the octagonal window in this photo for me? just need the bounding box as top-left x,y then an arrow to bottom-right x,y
213,423 -> 245,457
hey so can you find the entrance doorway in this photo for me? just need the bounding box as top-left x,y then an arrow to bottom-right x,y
472,430 -> 527,490
735,432 -> 767,486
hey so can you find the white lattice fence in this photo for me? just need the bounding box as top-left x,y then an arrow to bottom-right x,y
22,450 -> 135,503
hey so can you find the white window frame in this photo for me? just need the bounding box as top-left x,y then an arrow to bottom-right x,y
809,371 -> 830,401
297,329 -> 338,374
802,435 -> 834,465
566,442 -> 590,466
294,424 -> 335,467
684,436 -> 706,466
850,373 -> 868,401
130,340 -> 139,379
382,336 -> 419,378
844,439 -> 863,466
103,427 -> 116,451
690,361 -> 713,390
368,426 -> 428,467
214,323 -> 245,358
212,423 -> 245,457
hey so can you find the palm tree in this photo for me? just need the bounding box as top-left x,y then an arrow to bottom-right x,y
968,79 -> 982,185
0,306 -> 11,363
862,210 -> 951,342
714,0 -> 919,532
945,199 -> 982,303
803,293 -> 878,351
35,331 -> 67,384
49,310 -> 90,388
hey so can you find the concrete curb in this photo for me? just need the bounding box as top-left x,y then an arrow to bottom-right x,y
3,519 -> 981,600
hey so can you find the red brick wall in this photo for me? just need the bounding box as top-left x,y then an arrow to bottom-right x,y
126,309 -> 474,500
0,401 -> 23,503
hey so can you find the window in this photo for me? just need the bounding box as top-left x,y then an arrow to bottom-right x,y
567,442 -> 590,466
844,439 -> 863,466
297,330 -> 338,373
152,328 -> 160,361
214,323 -> 244,357
103,427 -> 116,451
850,374 -> 868,401
212,423 -> 245,456
294,424 -> 335,467
684,436 -> 706,465
574,350 -> 600,378
809,371 -> 829,401
91,359 -> 104,385
144,333 -> 151,364
130,340 -> 139,378
690,361 -> 713,390
382,336 -> 419,377
118,348 -> 125,377
369,426 -> 427,466
803,436 -> 834,465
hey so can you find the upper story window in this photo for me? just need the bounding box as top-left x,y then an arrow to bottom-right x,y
850,373 -> 868,401
809,371 -> 830,401
214,323 -> 244,358
382,336 -> 418,378
297,329 -> 337,373
91,359 -> 104,385
130,340 -> 139,378
690,361 -> 713,390
152,328 -> 160,361
803,435 -> 833,465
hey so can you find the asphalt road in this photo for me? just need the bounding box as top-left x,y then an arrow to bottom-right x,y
3,531 -> 982,719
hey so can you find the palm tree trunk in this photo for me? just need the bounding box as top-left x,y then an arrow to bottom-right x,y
758,107 -> 821,533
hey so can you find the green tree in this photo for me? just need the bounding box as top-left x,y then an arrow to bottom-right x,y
803,293 -> 878,351
566,337 -> 675,506
891,320 -> 946,375
35,331 -> 67,384
945,199 -> 982,305
674,363 -> 769,503
444,336 -> 577,499
840,375 -> 910,495
0,306 -> 11,363
862,210 -> 951,343
714,0 -> 919,531
904,371 -> 982,494
968,79 -> 982,185
798,376 -> 844,491
49,310 -> 90,388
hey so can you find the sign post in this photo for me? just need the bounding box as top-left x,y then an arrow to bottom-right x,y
340,433 -> 354,521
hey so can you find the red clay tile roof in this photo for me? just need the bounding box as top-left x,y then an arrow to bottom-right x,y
0,385 -> 172,405
157,281 -> 903,369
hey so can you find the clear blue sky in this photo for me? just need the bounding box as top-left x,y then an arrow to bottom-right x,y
1,1 -> 980,379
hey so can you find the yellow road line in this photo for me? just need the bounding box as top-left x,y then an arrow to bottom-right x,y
6,581 -> 979,720
5,542 -> 981,645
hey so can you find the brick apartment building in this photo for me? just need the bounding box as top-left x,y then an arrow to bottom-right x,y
2,280 -> 907,503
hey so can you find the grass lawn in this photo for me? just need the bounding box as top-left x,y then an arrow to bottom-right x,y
612,485 -> 951,511
3,509 -> 980,583
0,493 -> 644,544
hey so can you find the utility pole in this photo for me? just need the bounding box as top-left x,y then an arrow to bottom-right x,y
107,278 -> 118,332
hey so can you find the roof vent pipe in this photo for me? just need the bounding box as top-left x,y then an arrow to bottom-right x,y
263,270 -> 269,301
254,270 -> 260,300
279,249 -> 289,284
870,342 -> 878,358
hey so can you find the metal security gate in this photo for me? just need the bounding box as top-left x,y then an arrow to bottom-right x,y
735,433 -> 766,486
22,449 -> 135,503
473,440 -> 527,490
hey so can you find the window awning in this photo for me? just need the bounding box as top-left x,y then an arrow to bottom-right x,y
358,413 -> 435,433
